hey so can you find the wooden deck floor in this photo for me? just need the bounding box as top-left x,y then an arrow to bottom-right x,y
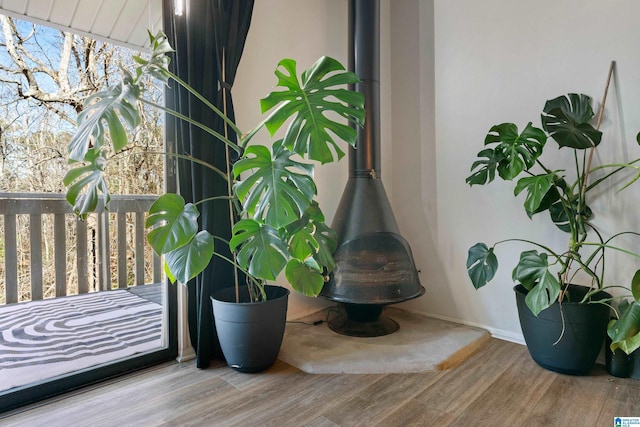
2,338 -> 638,426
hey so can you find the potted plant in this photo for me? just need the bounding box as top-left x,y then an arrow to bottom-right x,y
606,271 -> 640,377
64,31 -> 365,372
465,88 -> 640,375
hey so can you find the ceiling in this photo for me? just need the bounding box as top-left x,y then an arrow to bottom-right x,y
0,0 -> 163,51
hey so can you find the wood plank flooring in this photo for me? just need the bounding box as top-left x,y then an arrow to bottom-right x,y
2,338 -> 638,426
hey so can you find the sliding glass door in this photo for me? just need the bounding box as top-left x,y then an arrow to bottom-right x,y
0,13 -> 176,413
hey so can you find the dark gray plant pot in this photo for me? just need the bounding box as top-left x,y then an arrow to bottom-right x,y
514,284 -> 611,375
211,285 -> 289,373
605,335 -> 632,378
632,349 -> 640,379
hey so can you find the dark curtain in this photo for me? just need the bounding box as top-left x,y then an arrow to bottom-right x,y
162,0 -> 254,368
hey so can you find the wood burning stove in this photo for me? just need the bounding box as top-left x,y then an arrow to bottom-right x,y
320,0 -> 424,336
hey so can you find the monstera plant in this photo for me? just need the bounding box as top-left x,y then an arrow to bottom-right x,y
606,129 -> 640,358
64,31 -> 365,302
608,282 -> 640,356
464,90 -> 640,374
466,93 -> 640,315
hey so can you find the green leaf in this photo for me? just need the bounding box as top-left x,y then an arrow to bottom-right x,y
524,270 -> 561,316
632,269 -> 640,302
514,174 -> 555,215
132,31 -> 174,85
512,250 -> 560,315
285,259 -> 325,297
63,148 -> 110,219
288,226 -> 315,261
483,122 -> 546,181
466,243 -> 498,289
512,250 -> 549,289
548,196 -> 592,233
230,218 -> 288,281
68,70 -> 141,162
164,261 -> 177,284
546,178 -> 590,232
548,200 -> 571,232
527,185 -> 561,218
309,219 -> 337,272
145,194 -> 199,255
164,231 -> 215,284
465,148 -> 503,186
541,93 -> 602,149
608,300 -> 640,355
260,56 -> 365,164
286,201 -> 337,273
233,140 -> 316,228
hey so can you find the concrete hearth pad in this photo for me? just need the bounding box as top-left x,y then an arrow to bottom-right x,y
278,306 -> 490,374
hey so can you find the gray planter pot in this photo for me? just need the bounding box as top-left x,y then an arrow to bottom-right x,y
211,285 -> 289,373
632,349 -> 640,379
515,284 -> 611,375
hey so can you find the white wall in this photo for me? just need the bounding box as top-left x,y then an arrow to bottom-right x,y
236,0 -> 640,336
394,0 -> 640,341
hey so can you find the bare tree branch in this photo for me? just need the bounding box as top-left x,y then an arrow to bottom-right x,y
0,16 -> 119,114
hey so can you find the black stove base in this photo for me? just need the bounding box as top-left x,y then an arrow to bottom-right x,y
328,312 -> 399,337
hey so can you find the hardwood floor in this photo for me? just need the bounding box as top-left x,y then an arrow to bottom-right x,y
2,338 -> 638,426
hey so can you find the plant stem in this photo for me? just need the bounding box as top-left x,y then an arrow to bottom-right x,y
141,99 -> 242,154
141,151 -> 230,182
193,195 -> 234,207
587,159 -> 640,193
493,238 -> 566,267
580,242 -> 640,259
167,70 -> 244,139
212,251 -> 251,278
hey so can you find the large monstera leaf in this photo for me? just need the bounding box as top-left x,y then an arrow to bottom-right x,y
233,140 -> 317,229
144,193 -> 214,284
514,173 -> 555,216
65,31 -> 174,219
537,176 -> 591,233
541,93 -> 602,149
307,220 -> 338,271
230,218 -> 289,281
145,194 -> 200,254
466,243 -> 498,289
467,122 -> 546,185
286,201 -> 337,271
512,250 -> 560,316
608,270 -> 640,354
260,56 -> 365,164
68,70 -> 141,162
65,69 -> 143,219
63,148 -> 110,219
465,148 -> 502,186
285,259 -> 326,297
608,299 -> 640,355
282,197 -> 336,297
163,231 -> 215,284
